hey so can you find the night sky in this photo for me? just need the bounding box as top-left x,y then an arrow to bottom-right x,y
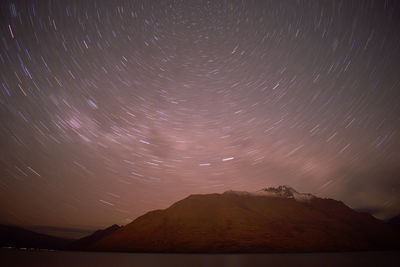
1,0 -> 400,235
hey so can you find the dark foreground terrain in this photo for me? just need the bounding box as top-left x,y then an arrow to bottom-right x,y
1,248 -> 399,267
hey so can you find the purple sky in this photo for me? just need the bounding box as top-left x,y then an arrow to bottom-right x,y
0,0 -> 399,235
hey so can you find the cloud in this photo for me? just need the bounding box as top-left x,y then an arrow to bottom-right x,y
317,164 -> 400,219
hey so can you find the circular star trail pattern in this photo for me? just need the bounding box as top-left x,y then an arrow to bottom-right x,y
1,0 -> 400,231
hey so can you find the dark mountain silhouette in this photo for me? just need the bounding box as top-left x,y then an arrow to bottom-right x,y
0,224 -> 73,250
87,186 -> 400,253
67,224 -> 120,250
387,214 -> 400,232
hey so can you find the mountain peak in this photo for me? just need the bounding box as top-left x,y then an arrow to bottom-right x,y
88,187 -> 400,253
224,185 -> 315,202
256,185 -> 315,201
260,185 -> 297,197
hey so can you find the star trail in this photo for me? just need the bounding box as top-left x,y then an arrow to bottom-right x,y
0,0 -> 400,233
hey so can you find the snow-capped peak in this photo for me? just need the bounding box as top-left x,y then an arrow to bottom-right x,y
224,185 -> 315,202
255,185 -> 315,201
260,185 -> 296,196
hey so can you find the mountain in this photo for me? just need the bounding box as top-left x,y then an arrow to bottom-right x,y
88,186 -> 400,253
67,224 -> 120,250
227,185 -> 315,201
0,224 -> 73,250
387,214 -> 400,232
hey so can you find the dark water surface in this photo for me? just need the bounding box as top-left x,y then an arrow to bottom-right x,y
1,249 -> 399,267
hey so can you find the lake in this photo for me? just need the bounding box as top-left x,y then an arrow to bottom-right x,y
1,249 -> 398,267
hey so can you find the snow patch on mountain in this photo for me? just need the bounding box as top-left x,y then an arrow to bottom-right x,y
224,185 -> 315,202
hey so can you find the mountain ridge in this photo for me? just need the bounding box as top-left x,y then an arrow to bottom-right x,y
67,224 -> 121,251
86,186 -> 399,253
224,185 -> 316,202
0,224 -> 73,250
